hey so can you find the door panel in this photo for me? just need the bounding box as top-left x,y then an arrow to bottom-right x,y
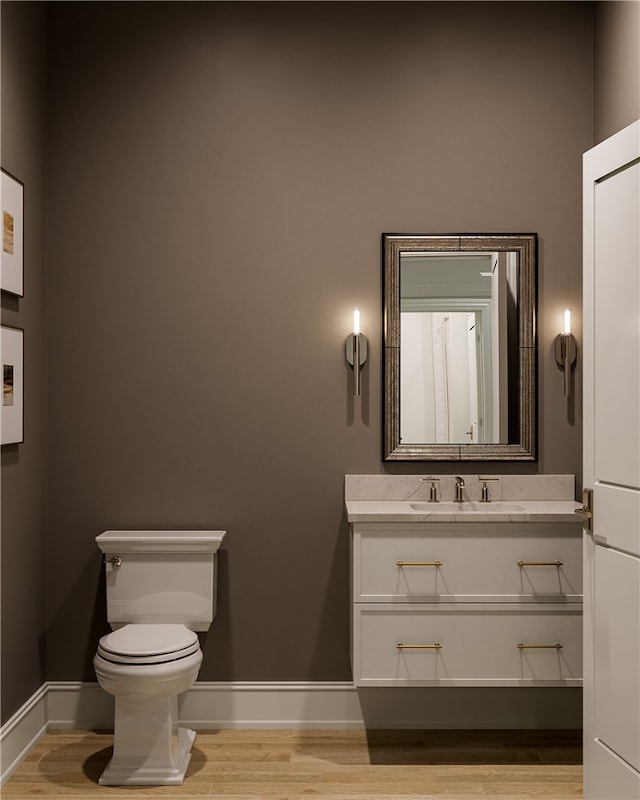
594,483 -> 640,554
594,162 -> 640,490
594,546 -> 640,771
586,743 -> 640,800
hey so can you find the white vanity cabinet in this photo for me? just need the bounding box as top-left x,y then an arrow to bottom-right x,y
351,522 -> 583,688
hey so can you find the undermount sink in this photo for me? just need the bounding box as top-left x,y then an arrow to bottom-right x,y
409,502 -> 526,513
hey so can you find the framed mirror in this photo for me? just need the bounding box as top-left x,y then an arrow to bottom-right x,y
383,233 -> 537,461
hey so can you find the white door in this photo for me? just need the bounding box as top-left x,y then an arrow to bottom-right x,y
583,119 -> 640,799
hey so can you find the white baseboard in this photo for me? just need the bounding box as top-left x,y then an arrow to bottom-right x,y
1,681 -> 582,784
0,684 -> 47,785
46,681 -> 115,730
179,682 -> 366,729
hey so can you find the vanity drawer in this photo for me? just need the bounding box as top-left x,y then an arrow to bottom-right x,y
353,524 -> 582,602
352,603 -> 582,687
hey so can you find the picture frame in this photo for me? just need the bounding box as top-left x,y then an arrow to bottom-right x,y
1,325 -> 24,445
1,169 -> 24,296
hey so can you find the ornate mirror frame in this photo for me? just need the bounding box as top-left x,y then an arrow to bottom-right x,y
383,233 -> 537,461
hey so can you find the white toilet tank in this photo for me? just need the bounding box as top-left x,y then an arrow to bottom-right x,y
96,530 -> 226,631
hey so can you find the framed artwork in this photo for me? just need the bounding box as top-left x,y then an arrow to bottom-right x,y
1,325 -> 24,445
1,170 -> 24,296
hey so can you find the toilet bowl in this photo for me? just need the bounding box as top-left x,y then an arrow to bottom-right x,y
94,529 -> 226,787
94,624 -> 203,786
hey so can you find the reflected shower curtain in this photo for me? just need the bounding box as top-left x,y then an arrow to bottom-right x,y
432,313 -> 453,443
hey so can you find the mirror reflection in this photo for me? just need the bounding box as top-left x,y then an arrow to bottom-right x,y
400,251 -> 519,445
383,234 -> 537,461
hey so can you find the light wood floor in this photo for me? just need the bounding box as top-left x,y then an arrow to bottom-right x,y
2,729 -> 583,799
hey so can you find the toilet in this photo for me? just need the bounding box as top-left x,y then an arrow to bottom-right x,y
94,529 -> 226,786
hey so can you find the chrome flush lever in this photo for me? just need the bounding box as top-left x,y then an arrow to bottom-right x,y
106,555 -> 122,567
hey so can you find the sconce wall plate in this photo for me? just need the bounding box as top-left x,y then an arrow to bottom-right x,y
555,332 -> 577,396
346,308 -> 368,397
346,334 -> 368,396
345,334 -> 368,367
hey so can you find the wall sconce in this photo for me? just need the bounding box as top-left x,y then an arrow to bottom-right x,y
345,308 -> 368,396
555,308 -> 577,396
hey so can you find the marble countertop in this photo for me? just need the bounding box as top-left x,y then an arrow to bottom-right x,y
345,499 -> 583,524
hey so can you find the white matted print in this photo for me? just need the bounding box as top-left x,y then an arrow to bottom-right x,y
1,325 -> 24,444
1,170 -> 24,296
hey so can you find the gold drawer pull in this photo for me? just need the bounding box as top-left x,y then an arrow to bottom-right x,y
517,642 -> 563,649
517,560 -> 563,567
396,560 -> 443,567
396,642 -> 442,649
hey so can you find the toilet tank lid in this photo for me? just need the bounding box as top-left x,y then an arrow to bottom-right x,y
96,530 -> 226,554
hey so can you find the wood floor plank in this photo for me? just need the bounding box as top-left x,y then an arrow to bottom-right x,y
1,729 -> 582,799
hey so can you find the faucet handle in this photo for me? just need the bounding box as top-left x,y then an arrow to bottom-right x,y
420,476 -> 440,502
478,476 -> 500,502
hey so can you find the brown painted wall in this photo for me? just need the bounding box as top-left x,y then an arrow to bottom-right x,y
594,0 -> 640,143
44,1 -> 594,683
1,1 -> 47,722
4,0 -> 637,726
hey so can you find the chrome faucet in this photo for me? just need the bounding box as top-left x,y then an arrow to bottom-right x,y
455,476 -> 465,502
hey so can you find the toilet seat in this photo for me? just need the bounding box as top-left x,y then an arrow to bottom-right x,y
97,624 -> 200,665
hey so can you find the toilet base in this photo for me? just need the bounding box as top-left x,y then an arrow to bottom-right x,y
94,646 -> 203,786
99,726 -> 196,786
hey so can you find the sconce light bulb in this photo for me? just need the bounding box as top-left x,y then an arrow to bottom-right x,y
563,308 -> 571,335
353,308 -> 361,336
